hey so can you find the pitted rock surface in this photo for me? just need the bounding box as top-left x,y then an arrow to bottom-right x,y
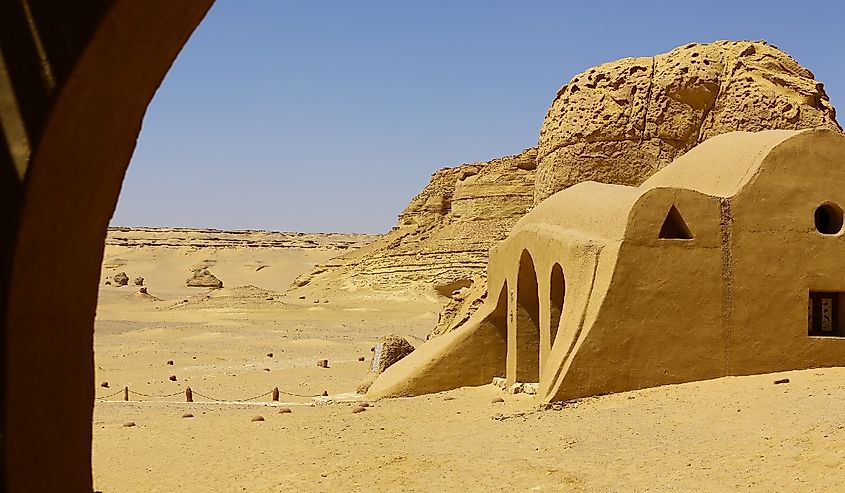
535,40 -> 841,203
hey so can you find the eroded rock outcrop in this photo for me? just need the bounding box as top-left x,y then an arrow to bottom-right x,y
186,268 -> 223,289
293,148 -> 537,295
370,335 -> 415,374
535,40 -> 841,203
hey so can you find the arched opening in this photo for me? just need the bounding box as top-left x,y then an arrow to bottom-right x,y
549,263 -> 565,350
515,249 -> 540,383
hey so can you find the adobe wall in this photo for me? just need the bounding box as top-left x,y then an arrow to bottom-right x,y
727,131 -> 845,375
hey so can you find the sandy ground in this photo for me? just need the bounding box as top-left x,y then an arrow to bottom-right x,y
93,238 -> 845,492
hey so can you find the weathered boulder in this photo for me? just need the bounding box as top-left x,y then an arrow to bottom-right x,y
112,271 -> 129,286
133,276 -> 144,286
186,268 -> 223,288
370,335 -> 415,375
535,40 -> 841,203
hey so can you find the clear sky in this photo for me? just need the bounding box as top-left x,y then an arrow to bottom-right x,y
112,0 -> 845,234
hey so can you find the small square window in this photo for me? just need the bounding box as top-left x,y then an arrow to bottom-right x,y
808,292 -> 845,337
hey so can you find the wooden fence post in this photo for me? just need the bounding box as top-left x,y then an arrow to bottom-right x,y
272,387 -> 279,401
186,387 -> 193,402
123,386 -> 129,401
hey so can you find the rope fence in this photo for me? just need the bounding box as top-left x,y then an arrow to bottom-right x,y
95,385 -> 316,403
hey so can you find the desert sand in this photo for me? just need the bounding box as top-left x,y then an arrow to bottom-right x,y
93,228 -> 845,492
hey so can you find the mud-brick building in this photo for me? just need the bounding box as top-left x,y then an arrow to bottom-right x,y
369,129 -> 845,402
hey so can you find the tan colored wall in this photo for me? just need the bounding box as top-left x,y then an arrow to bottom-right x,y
726,131 -> 845,374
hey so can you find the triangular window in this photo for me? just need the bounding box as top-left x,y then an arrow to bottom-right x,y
659,205 -> 693,239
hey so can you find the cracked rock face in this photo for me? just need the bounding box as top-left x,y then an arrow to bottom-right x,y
535,40 -> 842,204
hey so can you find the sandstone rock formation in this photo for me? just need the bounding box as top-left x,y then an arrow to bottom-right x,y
370,335 -> 415,375
186,268 -> 223,289
292,148 -> 537,295
112,272 -> 129,286
297,40 -> 841,340
535,40 -> 841,203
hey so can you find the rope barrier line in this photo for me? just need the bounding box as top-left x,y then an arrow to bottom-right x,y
127,389 -> 184,399
191,389 -> 274,402
95,386 -> 318,402
277,389 -> 317,398
95,389 -> 124,400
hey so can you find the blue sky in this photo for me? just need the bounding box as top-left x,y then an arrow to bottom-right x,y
113,0 -> 845,233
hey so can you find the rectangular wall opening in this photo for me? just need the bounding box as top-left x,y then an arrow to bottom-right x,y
808,291 -> 845,337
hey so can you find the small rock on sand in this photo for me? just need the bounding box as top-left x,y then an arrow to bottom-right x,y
352,405 -> 366,413
122,421 -> 136,427
251,416 -> 265,422
113,272 -> 129,286
322,390 -> 329,397
100,382 -> 109,388
266,352 -> 273,358
358,356 -> 365,362
278,407 -> 292,414
166,360 -> 174,365
169,375 -> 177,381
133,276 -> 144,286
182,413 -> 193,418
491,397 -> 505,404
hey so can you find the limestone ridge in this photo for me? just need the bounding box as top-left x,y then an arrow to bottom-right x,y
291,147 -> 537,296
536,40 -> 841,204
106,227 -> 376,250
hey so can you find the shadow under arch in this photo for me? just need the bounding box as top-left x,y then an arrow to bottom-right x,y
511,249 -> 540,383
549,262 -> 565,351
1,2 -> 213,490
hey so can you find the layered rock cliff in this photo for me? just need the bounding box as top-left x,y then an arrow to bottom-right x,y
291,148 -> 537,298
